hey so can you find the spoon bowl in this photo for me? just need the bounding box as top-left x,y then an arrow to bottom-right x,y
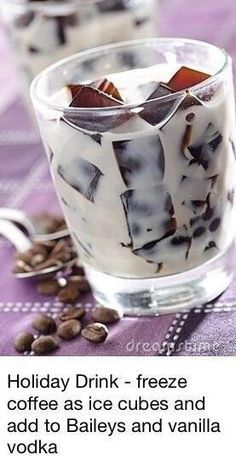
0,219 -> 77,280
0,208 -> 70,242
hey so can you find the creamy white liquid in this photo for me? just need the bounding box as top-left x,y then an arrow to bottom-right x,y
38,63 -> 236,278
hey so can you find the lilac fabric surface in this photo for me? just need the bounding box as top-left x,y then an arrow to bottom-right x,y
0,0 -> 236,356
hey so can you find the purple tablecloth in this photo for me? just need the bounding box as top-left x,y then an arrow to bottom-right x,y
1,0 -> 236,356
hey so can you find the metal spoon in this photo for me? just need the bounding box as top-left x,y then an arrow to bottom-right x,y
0,208 -> 69,241
0,219 -> 77,280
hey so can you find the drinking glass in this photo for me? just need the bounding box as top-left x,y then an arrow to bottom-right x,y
31,38 -> 236,315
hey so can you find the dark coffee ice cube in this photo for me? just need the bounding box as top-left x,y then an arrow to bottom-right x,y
113,134 -> 164,189
64,86 -> 132,132
167,66 -> 210,92
68,86 -> 122,109
121,186 -> 176,250
92,78 -> 123,102
139,83 -> 177,126
67,84 -> 83,99
68,79 -> 122,102
188,124 -> 222,170
58,159 -> 103,203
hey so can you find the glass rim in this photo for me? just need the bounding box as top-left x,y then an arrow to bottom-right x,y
30,37 -> 230,114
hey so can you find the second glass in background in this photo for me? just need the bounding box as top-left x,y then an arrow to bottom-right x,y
1,0 -> 158,99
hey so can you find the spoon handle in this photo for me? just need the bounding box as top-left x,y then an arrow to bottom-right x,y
0,208 -> 35,237
0,220 -> 32,252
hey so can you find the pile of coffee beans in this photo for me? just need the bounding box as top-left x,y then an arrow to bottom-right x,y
14,305 -> 121,354
12,212 -> 123,354
12,239 -> 77,275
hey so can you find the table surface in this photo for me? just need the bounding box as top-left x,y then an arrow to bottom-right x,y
1,0 -> 236,356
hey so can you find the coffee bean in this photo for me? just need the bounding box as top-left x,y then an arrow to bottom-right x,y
60,307 -> 86,321
14,250 -> 34,265
50,239 -> 68,256
12,260 -> 33,274
14,332 -> 34,353
82,323 -> 108,343
37,279 -> 60,296
54,251 -> 73,262
34,258 -> 63,271
32,336 -> 58,354
57,284 -> 80,303
32,314 -> 57,334
57,320 -> 81,340
68,276 -> 91,292
31,243 -> 48,259
37,239 -> 76,267
92,307 -> 121,324
37,240 -> 57,252
12,229 -> 76,276
31,253 -> 47,267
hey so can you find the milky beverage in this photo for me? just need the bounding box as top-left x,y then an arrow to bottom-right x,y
37,62 -> 236,279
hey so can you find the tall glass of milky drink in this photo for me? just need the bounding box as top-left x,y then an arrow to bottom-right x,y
31,38 -> 236,315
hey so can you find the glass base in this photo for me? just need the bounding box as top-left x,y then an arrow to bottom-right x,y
84,246 -> 234,316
